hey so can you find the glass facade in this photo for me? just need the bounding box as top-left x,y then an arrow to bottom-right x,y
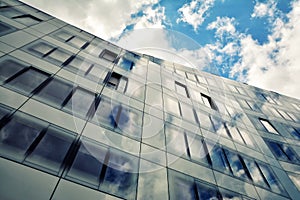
0,0 -> 299,199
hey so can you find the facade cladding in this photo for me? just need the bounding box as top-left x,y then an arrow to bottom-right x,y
0,0 -> 300,199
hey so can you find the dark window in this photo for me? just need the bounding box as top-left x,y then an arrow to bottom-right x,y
12,14 -> 42,26
104,72 -> 128,92
265,140 -> 300,163
28,41 -> 55,57
0,113 -> 45,161
0,59 -> 27,82
0,104 -> 12,121
259,118 -> 278,134
0,7 -> 23,18
4,67 -> 50,96
201,93 -> 218,110
25,126 -> 76,173
175,81 -> 189,98
196,181 -> 221,200
99,49 -> 118,62
0,21 -> 16,36
243,158 -> 268,188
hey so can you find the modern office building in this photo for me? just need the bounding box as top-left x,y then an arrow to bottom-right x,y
0,0 -> 300,199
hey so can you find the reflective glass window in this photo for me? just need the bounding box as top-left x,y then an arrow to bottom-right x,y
25,126 -> 76,174
0,7 -> 23,18
265,140 -> 299,163
68,36 -> 87,49
63,87 -> 95,118
35,78 -> 73,108
180,102 -> 197,123
100,150 -> 138,199
243,158 -> 268,188
0,113 -> 45,161
186,134 -> 208,164
12,14 -> 42,26
196,112 -> 214,131
207,143 -> 231,173
201,93 -> 218,110
5,68 -> 49,96
99,49 -> 118,62
196,181 -> 221,200
165,124 -> 187,157
0,21 -> 16,36
0,104 -> 11,120
164,95 -> 180,116
288,127 -> 300,140
0,59 -> 27,82
259,118 -> 278,134
28,41 -> 55,57
66,140 -> 107,187
225,150 -> 250,180
258,163 -> 285,194
175,81 -> 189,98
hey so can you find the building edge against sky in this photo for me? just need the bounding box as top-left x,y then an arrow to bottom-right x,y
0,0 -> 300,199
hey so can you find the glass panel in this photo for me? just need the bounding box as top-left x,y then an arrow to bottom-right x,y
0,7 -> 23,18
87,64 -> 108,82
225,151 -> 250,180
54,30 -> 73,41
68,37 -> 86,48
180,102 -> 196,123
239,129 -> 255,147
47,49 -> 72,65
6,68 -> 49,95
288,127 -> 300,140
211,117 -> 227,136
26,126 -> 76,174
165,124 -> 187,157
29,42 -> 55,57
186,134 -> 208,164
0,59 -> 26,82
13,15 -> 41,26
0,21 -> 16,36
175,82 -> 189,97
288,173 -> 300,191
282,144 -> 299,163
164,95 -> 180,116
266,141 -> 289,160
101,150 -> 138,199
228,126 -> 244,144
100,49 -> 118,62
35,78 -> 73,108
202,95 -> 211,108
64,87 -> 95,118
260,119 -> 278,134
196,181 -> 221,200
66,57 -> 92,74
258,163 -> 285,194
0,105 -> 11,120
207,143 -> 231,173
66,140 -> 107,187
125,79 -> 145,101
243,158 -> 268,188
118,58 -> 134,71
168,170 -> 196,200
197,112 -> 213,131
0,113 -> 44,161
92,98 -> 117,129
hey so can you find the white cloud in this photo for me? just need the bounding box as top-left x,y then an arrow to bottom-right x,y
231,0 -> 300,99
176,0 -> 215,31
251,0 -> 276,18
207,17 -> 237,37
133,6 -> 166,30
21,0 -> 159,39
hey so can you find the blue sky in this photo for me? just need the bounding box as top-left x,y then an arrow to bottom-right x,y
22,0 -> 300,99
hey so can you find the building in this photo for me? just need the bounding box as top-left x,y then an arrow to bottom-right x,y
0,0 -> 300,199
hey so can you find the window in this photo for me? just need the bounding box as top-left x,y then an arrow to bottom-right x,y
175,81 -> 189,98
35,77 -> 74,108
12,14 -> 42,26
196,111 -> 214,131
92,98 -> 143,139
66,139 -> 138,199
118,57 -> 134,71
288,173 -> 300,191
243,158 -> 268,188
4,67 -> 50,96
164,95 -> 180,117
63,87 -> 96,118
0,104 -> 12,121
165,124 -> 188,157
179,102 -> 197,123
201,93 -> 218,110
26,41 -> 73,66
0,58 -> 27,83
104,72 -> 128,93
206,143 -> 231,174
288,127 -> 300,140
99,49 -> 118,62
259,118 -> 278,134
53,30 -> 88,49
0,21 -> 16,36
224,150 -> 251,180
265,140 -> 300,164
25,125 -> 76,174
0,6 -> 23,18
